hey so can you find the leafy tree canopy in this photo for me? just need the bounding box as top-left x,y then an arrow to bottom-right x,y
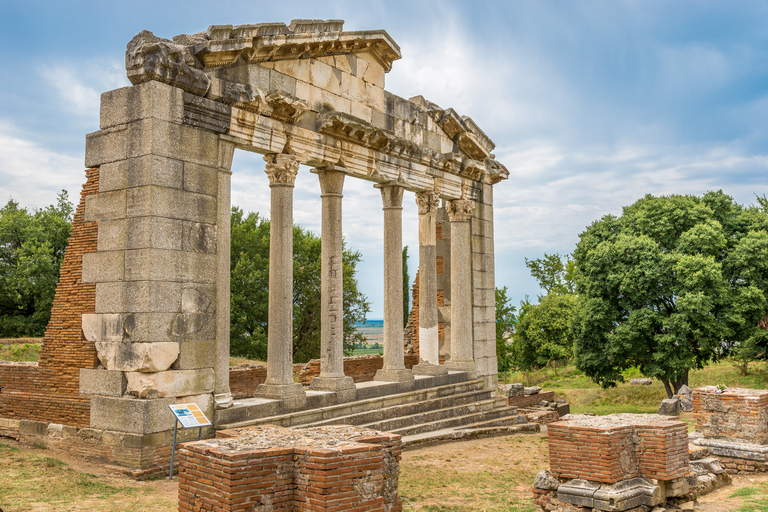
0,193 -> 73,337
514,293 -> 577,371
495,286 -> 517,371
572,191 -> 768,397
230,207 -> 371,363
525,253 -> 575,298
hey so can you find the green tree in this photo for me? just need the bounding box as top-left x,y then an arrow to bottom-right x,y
0,193 -> 73,337
229,207 -> 371,363
513,293 -> 577,372
525,253 -> 575,298
495,286 -> 517,371
572,191 -> 768,397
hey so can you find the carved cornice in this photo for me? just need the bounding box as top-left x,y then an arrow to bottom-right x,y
318,111 -> 392,150
446,198 -> 475,222
209,80 -> 310,123
415,191 -> 440,215
484,157 -> 510,185
264,153 -> 301,185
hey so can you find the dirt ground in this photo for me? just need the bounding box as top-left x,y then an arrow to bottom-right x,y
4,434 -> 768,511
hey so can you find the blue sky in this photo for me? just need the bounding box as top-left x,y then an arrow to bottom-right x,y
1,1 -> 768,317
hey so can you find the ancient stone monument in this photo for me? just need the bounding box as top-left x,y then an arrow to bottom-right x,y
0,19 -> 508,474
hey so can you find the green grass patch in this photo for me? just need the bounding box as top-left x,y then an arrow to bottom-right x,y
732,481 -> 768,511
0,343 -> 41,362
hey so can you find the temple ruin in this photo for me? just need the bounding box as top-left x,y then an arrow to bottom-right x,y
0,19 -> 509,474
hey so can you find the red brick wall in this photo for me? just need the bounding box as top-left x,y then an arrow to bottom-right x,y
228,366 -> 267,399
547,416 -> 688,484
0,168 -> 99,427
693,386 -> 768,444
298,355 -> 419,386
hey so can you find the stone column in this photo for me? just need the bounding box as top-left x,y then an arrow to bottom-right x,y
255,153 -> 306,404
412,191 -> 447,376
444,198 -> 477,375
374,183 -> 414,383
214,141 -> 235,409
309,168 -> 356,399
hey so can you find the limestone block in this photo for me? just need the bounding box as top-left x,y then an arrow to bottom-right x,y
84,190 -> 127,222
182,252 -> 217,283
269,69 -> 297,96
178,125 -> 221,168
81,251 -> 124,283
309,59 -> 342,95
183,222 -> 217,254
658,398 -> 681,416
90,396 -> 176,434
350,101 -> 373,124
341,72 -> 368,104
524,386 -> 542,395
631,378 -> 653,386
371,110 -> 395,131
97,217 -> 183,252
294,80 -> 311,104
100,81 -> 184,130
95,341 -> 179,372
84,127 -> 128,168
359,53 -> 386,88
123,248 -> 182,282
557,479 -> 600,507
126,186 -> 217,224
318,89 -> 351,115
175,338 -> 215,370
82,313 -> 133,342
95,281 -> 182,313
440,134 -> 455,154
79,369 -> 127,396
183,162 -> 218,196
272,59 -> 310,82
99,155 -> 184,192
332,55 -> 353,74
125,368 -> 214,398
505,383 -> 525,397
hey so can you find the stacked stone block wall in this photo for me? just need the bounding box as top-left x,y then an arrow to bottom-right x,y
179,426 -> 402,512
548,415 -> 689,484
0,168 -> 99,427
693,387 -> 768,443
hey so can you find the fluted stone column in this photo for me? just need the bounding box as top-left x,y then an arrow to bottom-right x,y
310,168 -> 356,399
374,183 -> 414,383
214,141 -> 235,409
412,191 -> 447,376
255,154 -> 306,404
444,198 -> 477,376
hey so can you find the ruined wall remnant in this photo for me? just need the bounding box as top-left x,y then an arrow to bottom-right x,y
179,425 -> 402,512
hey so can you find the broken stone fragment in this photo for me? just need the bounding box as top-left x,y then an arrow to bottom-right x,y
95,341 -> 179,372
501,383 -> 524,397
630,378 -> 653,385
533,469 -> 561,491
676,395 -> 693,412
524,386 -> 542,395
677,384 -> 693,397
658,397 -> 681,416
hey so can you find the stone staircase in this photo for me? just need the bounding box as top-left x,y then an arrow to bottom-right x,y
215,373 -> 537,447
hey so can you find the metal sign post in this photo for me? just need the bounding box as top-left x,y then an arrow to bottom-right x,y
168,403 -> 212,480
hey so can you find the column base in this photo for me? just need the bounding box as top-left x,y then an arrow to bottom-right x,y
254,382 -> 307,408
412,360 -> 448,376
214,392 -> 233,409
310,376 -> 357,401
374,368 -> 415,383
444,360 -> 478,378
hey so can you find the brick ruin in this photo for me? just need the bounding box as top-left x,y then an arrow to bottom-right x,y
179,425 -> 402,512
533,414 -> 730,512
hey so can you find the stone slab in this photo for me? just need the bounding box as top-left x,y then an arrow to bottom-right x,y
95,341 -> 179,372
79,368 -> 128,397
89,396 -> 176,434
125,368 -> 214,398
692,438 -> 768,461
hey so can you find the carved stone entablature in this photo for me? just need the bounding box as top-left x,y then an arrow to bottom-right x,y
206,79 -> 310,123
484,157 -> 510,185
195,20 -> 401,72
431,152 -> 462,175
414,97 -> 496,161
459,159 -> 485,181
446,198 -> 476,222
318,111 -> 393,150
415,191 -> 440,215
126,30 -> 211,96
264,153 -> 301,186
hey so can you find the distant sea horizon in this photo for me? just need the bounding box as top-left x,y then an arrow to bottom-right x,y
354,319 -> 383,327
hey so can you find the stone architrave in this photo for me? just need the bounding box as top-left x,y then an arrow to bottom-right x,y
214,141 -> 235,409
254,153 -> 306,403
412,191 -> 447,376
444,198 -> 477,375
309,168 -> 356,398
374,182 -> 414,383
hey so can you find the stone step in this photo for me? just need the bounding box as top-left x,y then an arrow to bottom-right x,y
401,423 -> 540,448
383,404 -> 524,437
216,375 -> 485,430
361,397 -> 508,433
299,388 -> 495,429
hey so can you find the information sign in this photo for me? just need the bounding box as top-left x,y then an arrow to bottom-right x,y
169,403 -> 211,429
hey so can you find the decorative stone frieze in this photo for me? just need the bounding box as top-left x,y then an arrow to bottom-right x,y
415,190 -> 440,215
446,198 -> 475,222
263,153 -> 301,185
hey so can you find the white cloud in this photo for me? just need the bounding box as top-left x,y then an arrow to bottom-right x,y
0,120 -> 85,208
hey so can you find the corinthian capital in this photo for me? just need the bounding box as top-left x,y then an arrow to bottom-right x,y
446,198 -> 475,221
264,153 -> 301,186
415,191 -> 440,215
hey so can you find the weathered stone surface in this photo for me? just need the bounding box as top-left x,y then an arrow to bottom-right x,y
592,477 -> 663,510
631,378 -> 653,386
677,395 -> 693,412
502,383 -> 524,397
125,368 -> 214,398
79,369 -> 128,396
82,313 -> 134,342
524,386 -> 542,396
692,438 -> 768,461
658,398 -> 681,416
95,341 -> 179,372
533,469 -> 561,491
90,396 -> 176,434
557,479 -> 600,507
678,384 -> 692,397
